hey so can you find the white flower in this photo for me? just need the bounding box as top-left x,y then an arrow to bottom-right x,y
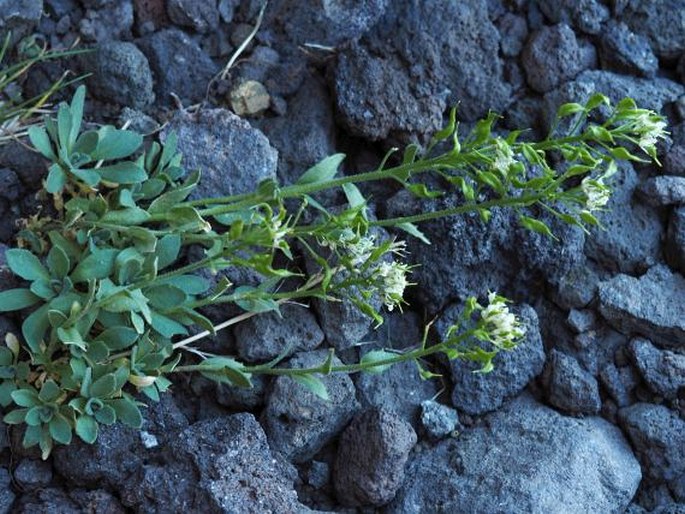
481,291 -> 525,347
375,261 -> 410,311
580,177 -> 611,211
633,113 -> 667,152
346,234 -> 376,266
492,139 -> 515,176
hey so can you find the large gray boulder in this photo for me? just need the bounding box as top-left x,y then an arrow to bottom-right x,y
388,395 -> 641,514
598,265 -> 685,349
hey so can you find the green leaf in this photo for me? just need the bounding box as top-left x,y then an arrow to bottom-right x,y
57,102 -> 73,152
71,248 -> 119,283
291,374 -> 329,401
405,183 -> 444,199
360,349 -> 396,374
3,408 -> 27,424
89,374 -> 116,398
45,163 -> 67,194
11,389 -> 40,407
235,286 -> 279,313
94,404 -> 116,425
167,206 -> 210,232
557,103 -> 585,118
396,222 -> 431,244
110,397 -> 143,428
49,414 -> 72,445
144,285 -> 187,310
71,167 -> 101,187
0,288 -> 41,312
92,127 -> 143,160
75,415 -> 98,444
98,327 -> 138,351
73,130 -> 99,155
159,275 -> 209,295
28,126 -> 56,160
47,246 -> 70,279
201,358 -> 253,388
22,304 -> 51,353
6,249 -> 50,281
296,153 -> 345,185
342,183 -> 365,209
147,170 -> 200,214
69,85 -> 86,145
155,234 -> 181,270
519,215 -> 557,240
57,326 -> 87,351
126,227 -> 157,254
97,162 -> 148,184
100,207 -> 151,225
586,93 -> 610,110
38,380 -> 62,403
149,311 -> 187,338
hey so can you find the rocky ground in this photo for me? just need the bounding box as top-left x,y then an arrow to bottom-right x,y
0,0 -> 684,512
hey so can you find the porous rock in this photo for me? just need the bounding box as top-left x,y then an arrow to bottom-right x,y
585,162 -> 663,273
0,0 -> 43,44
619,403 -> 685,482
598,264 -> 685,349
544,349 -> 602,414
233,303 -> 324,363
437,303 -> 545,416
389,394 -> 641,513
333,409 -> 416,507
619,0 -> 685,59
85,41 -> 155,109
420,400 -> 461,439
522,23 -> 589,93
79,0 -> 133,42
166,0 -> 219,33
600,21 -> 659,78
666,207 -> 685,274
629,338 -> 685,399
162,108 -> 277,200
537,0 -> 609,35
138,28 -> 218,104
637,176 -> 685,207
262,349 -> 360,463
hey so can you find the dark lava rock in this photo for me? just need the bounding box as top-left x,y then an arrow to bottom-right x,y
420,400 -> 461,439
438,303 -> 545,416
619,0 -> 685,59
522,23 -> 589,93
333,44 -> 448,143
255,74 -> 336,186
53,395 -> 188,488
629,337 -> 685,399
598,265 -> 685,349
334,0 -> 510,142
334,409 -> 416,507
234,303 -> 324,363
0,0 -> 43,44
544,349 -> 602,414
567,309 -> 597,334
267,0 -> 389,47
0,141 -> 47,190
389,394 -> 641,513
354,357 -> 439,427
0,468 -> 14,514
600,363 -> 639,408
85,41 -> 155,109
619,403 -> 685,482
167,0 -> 219,33
79,0 -> 133,42
161,108 -> 277,200
262,349 -> 360,463
585,162 -> 662,274
600,21 -> 659,78
666,207 -> 685,273
0,168 -> 22,202
13,459 -> 52,491
569,324 -> 629,377
549,264 -> 602,310
497,13 -> 529,57
537,0 -> 609,35
665,145 -> 685,177
138,28 -> 218,104
177,413 -> 307,512
638,176 -> 685,206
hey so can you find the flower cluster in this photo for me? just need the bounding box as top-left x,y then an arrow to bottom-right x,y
632,112 -> 668,153
580,177 -> 611,212
481,292 -> 526,348
373,261 -> 411,311
492,138 -> 516,176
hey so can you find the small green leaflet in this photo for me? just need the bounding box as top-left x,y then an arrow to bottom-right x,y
291,374 -> 329,400
296,154 -> 345,185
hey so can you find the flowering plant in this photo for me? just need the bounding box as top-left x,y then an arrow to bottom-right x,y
0,87 -> 666,457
